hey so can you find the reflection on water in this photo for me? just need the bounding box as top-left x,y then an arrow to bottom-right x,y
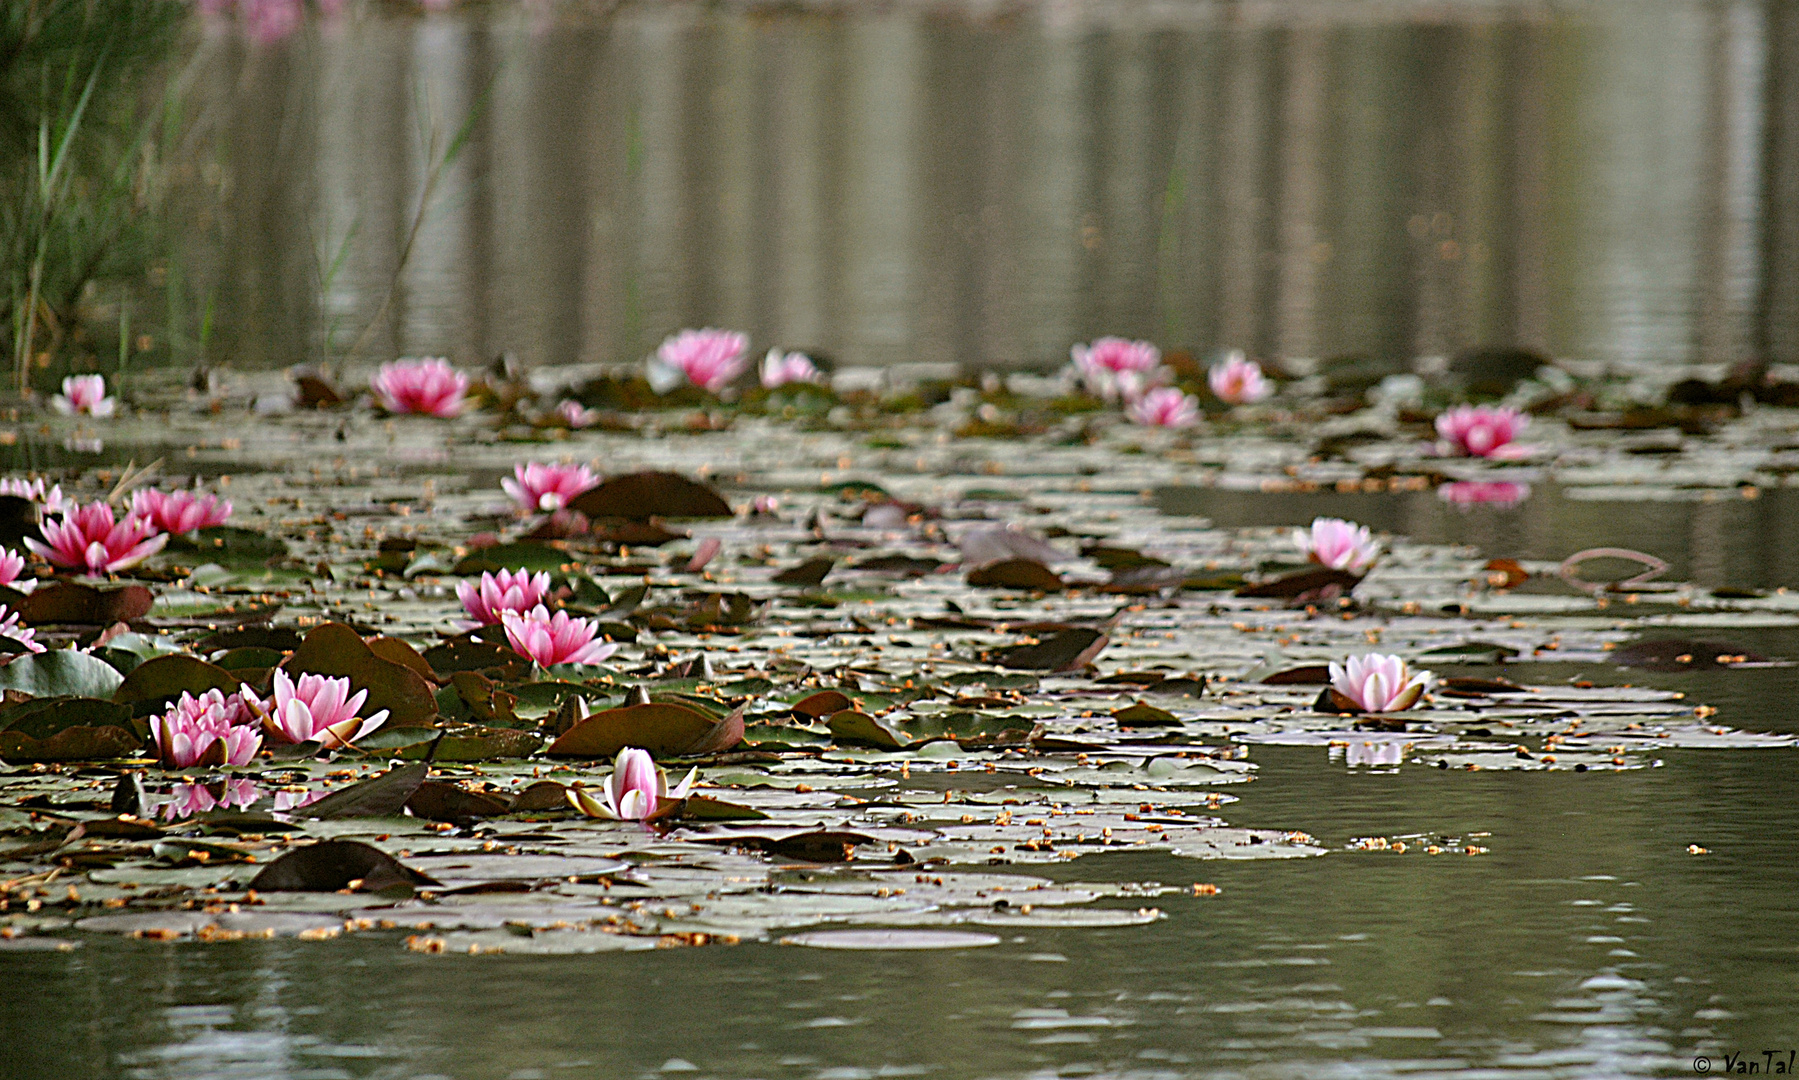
182,0 -> 1799,372
4,742 -> 1796,1079
1157,482 -> 1799,589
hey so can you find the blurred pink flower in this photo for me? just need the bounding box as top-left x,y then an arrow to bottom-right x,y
456,569 -> 552,627
1438,481 -> 1532,507
1207,351 -> 1273,405
1071,337 -> 1161,401
553,400 -> 601,428
1435,404 -> 1529,458
152,690 -> 262,769
246,669 -> 387,748
501,605 -> 618,667
567,746 -> 696,820
130,489 -> 233,535
502,462 -> 599,514
51,375 -> 115,417
760,350 -> 821,389
0,548 -> 26,588
0,478 -> 72,515
1126,387 -> 1199,428
371,358 -> 468,417
1328,653 -> 1432,713
0,606 -> 44,656
655,329 -> 750,393
26,501 -> 166,576
1293,517 -> 1380,573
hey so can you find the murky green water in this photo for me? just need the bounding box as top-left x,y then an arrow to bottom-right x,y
5,737 -> 1793,1080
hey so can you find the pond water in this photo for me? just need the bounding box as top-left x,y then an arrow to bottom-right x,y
6,739 -> 1795,1079
172,0 -> 1799,372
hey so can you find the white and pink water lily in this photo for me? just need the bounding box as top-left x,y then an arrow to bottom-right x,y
502,461 -> 599,514
1207,351 -> 1273,405
1294,517 -> 1380,573
51,374 -> 115,417
501,605 -> 618,667
456,569 -> 552,628
1435,404 -> 1529,458
245,669 -> 388,749
1126,387 -> 1200,428
567,746 -> 696,821
0,548 -> 28,591
552,400 -> 601,428
760,349 -> 822,389
1071,337 -> 1161,401
652,328 -> 751,394
152,690 -> 262,769
130,488 -> 233,535
1328,653 -> 1433,713
0,605 -> 44,656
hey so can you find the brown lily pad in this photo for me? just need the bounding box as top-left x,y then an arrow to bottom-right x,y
18,582 -> 155,626
546,702 -> 743,759
966,559 -> 1064,591
568,472 -> 732,521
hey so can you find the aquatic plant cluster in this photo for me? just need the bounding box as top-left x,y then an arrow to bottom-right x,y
0,343 -> 1788,955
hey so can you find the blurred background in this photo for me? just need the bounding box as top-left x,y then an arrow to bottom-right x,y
6,0 -> 1799,383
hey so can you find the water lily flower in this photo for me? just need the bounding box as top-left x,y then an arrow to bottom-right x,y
501,462 -> 599,514
155,778 -> 261,821
50,374 -> 115,417
500,605 -> 618,667
245,669 -> 388,749
1435,404 -> 1529,458
0,478 -> 73,515
1071,337 -> 1161,401
26,500 -> 167,576
0,605 -> 45,655
1207,350 -> 1273,405
1438,481 -> 1532,507
370,357 -> 468,417
653,328 -> 751,393
552,400 -> 601,428
0,548 -> 26,589
760,349 -> 821,389
1328,653 -> 1433,713
1293,517 -> 1380,573
1126,387 -> 1199,428
130,488 -> 233,535
567,746 -> 696,820
455,569 -> 552,627
152,689 -> 262,769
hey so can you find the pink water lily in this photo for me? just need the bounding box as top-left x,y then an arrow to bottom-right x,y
1435,404 -> 1529,458
501,605 -> 618,667
51,374 -> 115,417
552,400 -> 601,428
245,669 -> 388,749
1071,337 -> 1161,401
456,569 -> 552,627
0,605 -> 44,655
152,690 -> 262,769
0,478 -> 72,515
1126,387 -> 1199,428
1438,481 -> 1532,507
1207,351 -> 1272,404
0,548 -> 26,589
371,358 -> 468,417
26,500 -> 167,576
1328,653 -> 1433,714
655,328 -> 751,393
130,488 -> 233,535
760,349 -> 821,389
1294,517 -> 1380,573
567,746 -> 696,820
502,462 -> 599,514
